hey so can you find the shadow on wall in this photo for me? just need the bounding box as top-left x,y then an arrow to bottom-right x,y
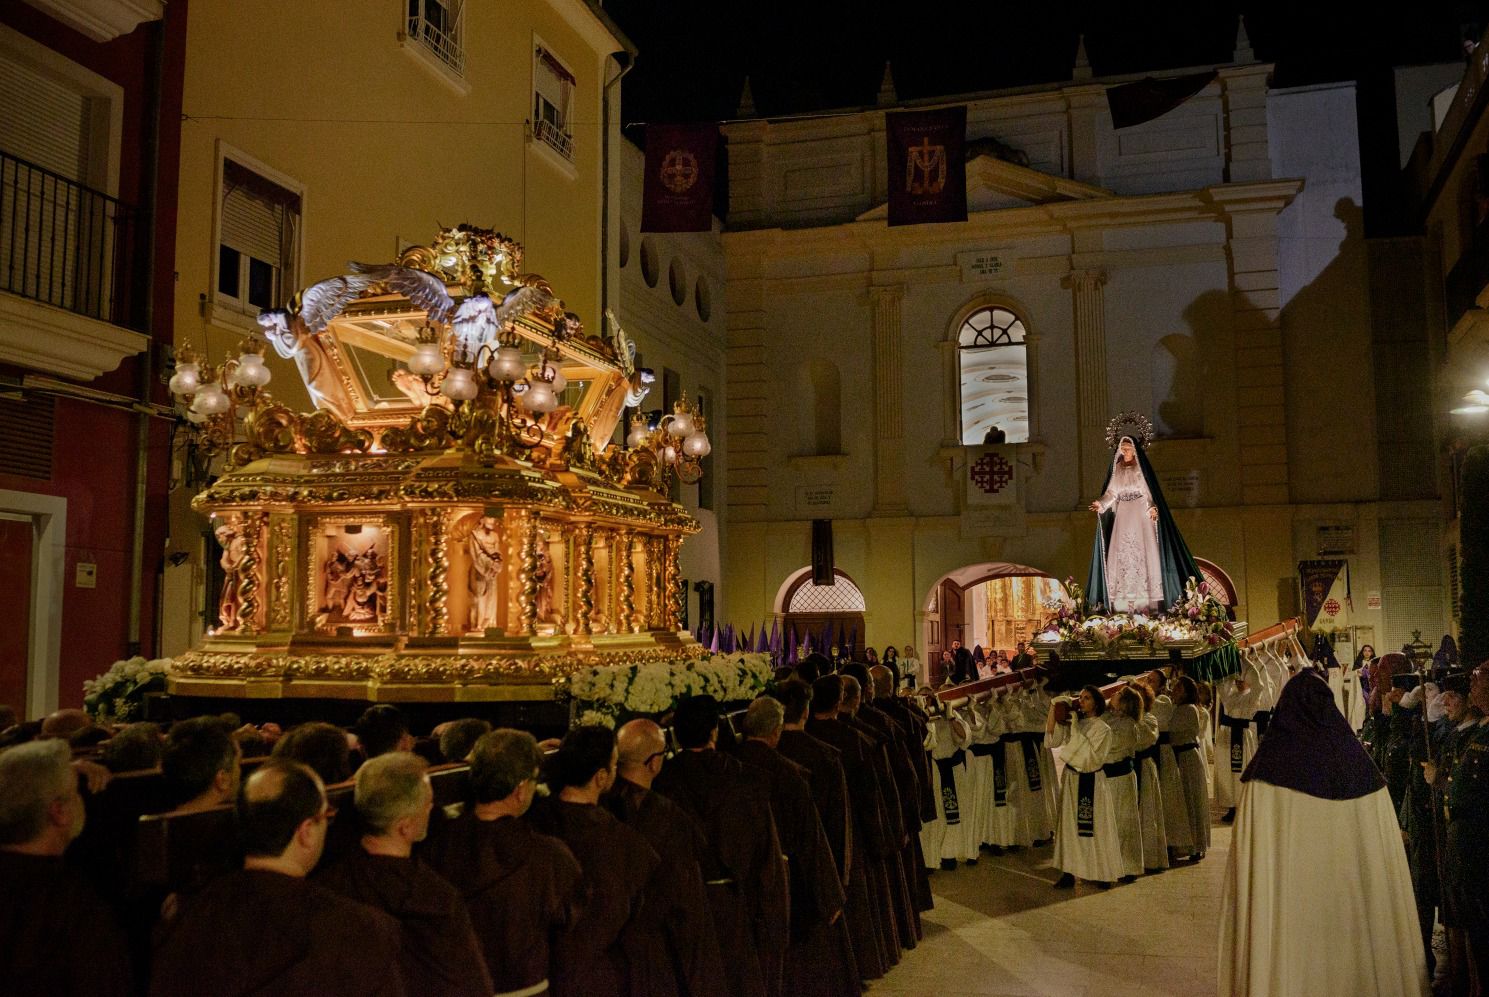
1154,289 -> 1232,437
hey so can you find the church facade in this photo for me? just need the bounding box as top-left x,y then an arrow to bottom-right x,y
721,58 -> 1446,660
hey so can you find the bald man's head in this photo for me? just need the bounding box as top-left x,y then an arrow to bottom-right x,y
840,675 -> 862,713
617,719 -> 666,766
869,665 -> 894,698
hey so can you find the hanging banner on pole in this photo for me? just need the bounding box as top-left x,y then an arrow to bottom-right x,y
886,105 -> 967,226
642,123 -> 719,233
1299,559 -> 1351,629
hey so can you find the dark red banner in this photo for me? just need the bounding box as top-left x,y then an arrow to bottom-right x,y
886,105 -> 967,226
641,123 -> 718,233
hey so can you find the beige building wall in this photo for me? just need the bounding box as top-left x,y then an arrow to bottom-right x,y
161,0 -> 627,655
722,66 -> 1446,657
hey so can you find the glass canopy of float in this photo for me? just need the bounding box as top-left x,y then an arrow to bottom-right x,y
167,226 -> 709,703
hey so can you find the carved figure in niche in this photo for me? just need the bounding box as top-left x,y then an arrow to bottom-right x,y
343,545 -> 385,622
467,516 -> 504,632
214,518 -> 248,632
534,544 -> 555,622
320,544 -> 356,613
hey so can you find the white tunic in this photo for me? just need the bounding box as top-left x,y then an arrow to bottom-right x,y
1103,714 -> 1144,878
1134,711 -> 1169,870
1048,715 -> 1125,883
1169,702 -> 1212,854
1022,688 -> 1060,839
1218,780 -> 1429,997
1216,676 -> 1263,808
1152,694 -> 1193,852
961,704 -> 997,852
920,714 -> 973,866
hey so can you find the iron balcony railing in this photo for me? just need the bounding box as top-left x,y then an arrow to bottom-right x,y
0,149 -> 137,327
407,1 -> 465,77
533,119 -> 574,161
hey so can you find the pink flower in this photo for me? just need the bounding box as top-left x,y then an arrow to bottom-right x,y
1188,607 -> 1200,619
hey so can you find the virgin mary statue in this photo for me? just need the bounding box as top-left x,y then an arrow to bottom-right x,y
1085,412 -> 1200,615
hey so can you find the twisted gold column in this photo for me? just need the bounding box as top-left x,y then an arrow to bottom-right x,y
616,530 -> 638,633
234,512 -> 265,635
423,509 -> 450,636
518,513 -> 540,636
573,523 -> 595,636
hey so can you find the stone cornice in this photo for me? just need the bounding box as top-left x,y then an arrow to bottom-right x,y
21,0 -> 162,42
725,180 -> 1301,263
0,292 -> 148,381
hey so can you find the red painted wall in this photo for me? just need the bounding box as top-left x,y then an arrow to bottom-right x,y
0,3 -> 186,710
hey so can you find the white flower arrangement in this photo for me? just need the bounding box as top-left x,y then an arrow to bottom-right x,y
83,656 -> 172,722
565,652 -> 773,726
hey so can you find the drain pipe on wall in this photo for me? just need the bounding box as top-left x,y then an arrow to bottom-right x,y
126,17 -> 167,658
600,47 -> 635,320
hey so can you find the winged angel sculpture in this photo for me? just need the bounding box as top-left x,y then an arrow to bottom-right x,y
256,261 -> 558,417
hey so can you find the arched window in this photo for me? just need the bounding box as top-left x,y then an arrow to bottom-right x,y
776,566 -> 867,654
958,306 -> 1029,445
786,569 -> 867,613
794,359 -> 842,456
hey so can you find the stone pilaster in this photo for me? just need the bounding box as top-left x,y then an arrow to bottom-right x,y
1219,66 -> 1272,184
1063,268 -> 1109,498
871,283 -> 909,514
725,250 -> 769,518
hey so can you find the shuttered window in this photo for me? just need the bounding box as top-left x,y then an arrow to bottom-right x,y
216,157 -> 301,313
532,45 -> 575,160
0,57 -> 90,181
0,394 -> 55,480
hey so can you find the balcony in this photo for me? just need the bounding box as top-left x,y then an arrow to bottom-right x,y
533,118 -> 574,161
0,150 -> 149,380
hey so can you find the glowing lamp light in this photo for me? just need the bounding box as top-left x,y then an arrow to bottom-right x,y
168,362 -> 201,396
666,411 -> 694,437
439,366 -> 479,401
407,342 -> 445,376
520,379 -> 557,413
488,345 -> 525,381
662,444 -> 679,465
626,423 -> 648,448
682,429 -> 711,458
546,366 -> 567,394
1451,405 -> 1489,416
232,353 -> 272,388
190,381 -> 231,415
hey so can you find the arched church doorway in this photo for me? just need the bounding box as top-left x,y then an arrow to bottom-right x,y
773,566 -> 867,655
922,562 -> 1068,679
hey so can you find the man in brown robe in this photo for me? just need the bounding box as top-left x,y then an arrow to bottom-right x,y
526,724 -> 660,997
610,719 -> 729,997
316,752 -> 493,997
0,739 -> 131,996
806,672 -> 902,977
738,696 -> 859,997
848,663 -> 933,925
869,665 -> 936,912
836,674 -> 917,952
652,695 -> 788,997
149,758 -> 404,997
421,729 -> 583,997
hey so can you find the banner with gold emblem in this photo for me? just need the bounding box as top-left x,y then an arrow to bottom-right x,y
642,123 -> 718,233
886,106 -> 967,226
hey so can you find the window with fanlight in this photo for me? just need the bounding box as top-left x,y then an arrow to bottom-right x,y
957,305 -> 1029,445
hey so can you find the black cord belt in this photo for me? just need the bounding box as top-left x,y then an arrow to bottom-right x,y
1102,758 -> 1134,778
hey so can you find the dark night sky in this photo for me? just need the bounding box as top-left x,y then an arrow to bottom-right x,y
606,2 -> 1489,232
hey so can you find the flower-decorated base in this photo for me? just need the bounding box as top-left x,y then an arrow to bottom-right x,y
167,629 -> 707,703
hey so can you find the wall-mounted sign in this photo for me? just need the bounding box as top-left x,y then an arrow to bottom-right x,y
1317,523 -> 1355,556
1160,470 -> 1201,508
795,485 -> 835,514
75,562 -> 96,589
957,249 -> 1005,281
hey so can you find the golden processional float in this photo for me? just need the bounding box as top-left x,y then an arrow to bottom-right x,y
165,226 -> 710,708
